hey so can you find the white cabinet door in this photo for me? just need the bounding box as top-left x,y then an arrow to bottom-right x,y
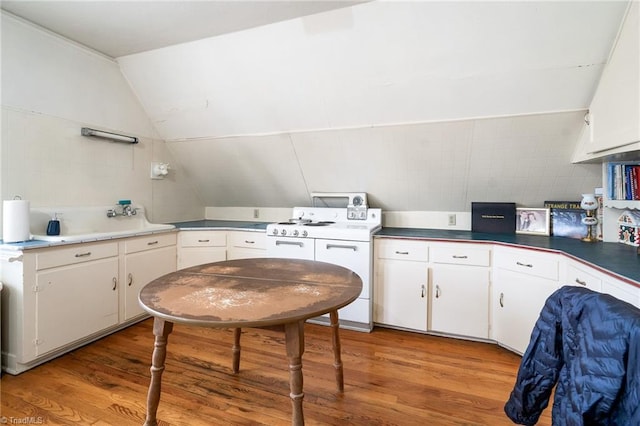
35,257 -> 119,356
587,1 -> 639,154
316,239 -> 372,325
227,231 -> 266,260
178,231 -> 226,269
602,278 -> 640,308
492,268 -> 559,354
430,265 -> 490,339
123,245 -> 177,320
375,258 -> 428,331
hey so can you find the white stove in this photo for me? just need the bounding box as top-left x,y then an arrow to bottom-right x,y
266,207 -> 381,242
265,193 -> 381,332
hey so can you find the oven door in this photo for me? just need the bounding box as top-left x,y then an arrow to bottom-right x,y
266,237 -> 315,260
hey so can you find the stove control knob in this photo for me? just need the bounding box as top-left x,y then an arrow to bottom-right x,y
272,228 -> 278,236
302,230 -> 308,237
281,229 -> 287,236
293,230 -> 299,237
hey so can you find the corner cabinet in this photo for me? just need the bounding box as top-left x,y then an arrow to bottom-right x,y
374,239 -> 429,331
226,231 -> 267,260
177,230 -> 226,269
429,243 -> 491,340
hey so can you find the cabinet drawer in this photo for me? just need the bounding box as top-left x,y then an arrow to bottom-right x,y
565,263 -> 602,292
376,239 -> 428,261
494,247 -> 559,281
179,231 -> 226,247
36,241 -> 118,270
125,233 -> 177,254
430,244 -> 490,267
228,231 -> 266,249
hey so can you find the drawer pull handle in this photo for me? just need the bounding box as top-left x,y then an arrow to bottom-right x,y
421,284 -> 426,298
395,251 -> 409,255
147,240 -> 159,246
452,255 -> 468,259
327,244 -> 357,251
276,241 -> 304,247
244,240 -> 255,244
575,278 -> 587,286
516,261 -> 533,268
435,285 -> 441,299
198,239 -> 210,243
127,273 -> 133,287
75,252 -> 92,258
112,277 -> 117,291
499,292 -> 504,308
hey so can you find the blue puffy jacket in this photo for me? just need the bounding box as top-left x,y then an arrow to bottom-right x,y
504,286 -> 640,425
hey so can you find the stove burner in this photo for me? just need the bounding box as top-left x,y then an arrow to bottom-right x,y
304,221 -> 335,227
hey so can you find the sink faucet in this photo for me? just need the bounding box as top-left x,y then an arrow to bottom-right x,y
107,202 -> 138,218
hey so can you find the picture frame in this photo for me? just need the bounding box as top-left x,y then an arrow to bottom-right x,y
516,208 -> 550,236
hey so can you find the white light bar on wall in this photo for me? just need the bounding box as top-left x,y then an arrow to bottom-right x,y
81,127 -> 139,144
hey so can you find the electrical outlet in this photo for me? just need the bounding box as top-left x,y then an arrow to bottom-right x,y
253,209 -> 260,219
448,214 -> 456,226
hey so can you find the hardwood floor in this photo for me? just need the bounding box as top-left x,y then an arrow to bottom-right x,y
1,319 -> 551,425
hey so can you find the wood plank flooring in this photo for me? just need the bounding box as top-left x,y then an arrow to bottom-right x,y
1,319 -> 552,425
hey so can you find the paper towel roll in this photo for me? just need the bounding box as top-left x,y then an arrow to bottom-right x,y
3,199 -> 31,243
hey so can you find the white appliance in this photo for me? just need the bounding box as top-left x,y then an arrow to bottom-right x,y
266,193 -> 381,331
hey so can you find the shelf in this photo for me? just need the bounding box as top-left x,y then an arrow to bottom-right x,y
603,200 -> 640,210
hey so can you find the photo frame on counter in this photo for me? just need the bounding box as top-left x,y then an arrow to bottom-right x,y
516,208 -> 550,236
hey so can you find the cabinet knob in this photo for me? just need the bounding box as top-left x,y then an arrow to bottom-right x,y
127,273 -> 133,287
435,285 -> 441,299
499,292 -> 504,308
421,284 -> 426,298
112,277 -> 117,291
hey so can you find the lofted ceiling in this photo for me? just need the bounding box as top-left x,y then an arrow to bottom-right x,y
0,0 -> 366,58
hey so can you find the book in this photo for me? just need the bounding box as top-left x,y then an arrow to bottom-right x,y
544,201 -> 587,239
607,163 -> 640,200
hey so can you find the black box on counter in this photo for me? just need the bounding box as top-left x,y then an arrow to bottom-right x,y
471,202 -> 516,234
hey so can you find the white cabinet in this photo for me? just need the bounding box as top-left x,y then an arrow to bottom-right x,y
492,246 -> 560,354
34,242 -> 119,357
227,231 -> 266,260
374,239 -> 429,331
316,239 -> 373,326
429,243 -> 491,339
177,230 -> 226,269
587,1 -> 639,155
1,232 -> 177,375
563,260 -> 602,292
602,277 -> 640,309
121,233 -> 177,320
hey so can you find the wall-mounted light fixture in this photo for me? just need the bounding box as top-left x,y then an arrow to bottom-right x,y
150,162 -> 170,179
81,127 -> 139,144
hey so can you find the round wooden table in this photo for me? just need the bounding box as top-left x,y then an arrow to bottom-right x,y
138,258 -> 363,426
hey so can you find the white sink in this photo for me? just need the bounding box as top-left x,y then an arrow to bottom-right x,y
29,205 -> 175,243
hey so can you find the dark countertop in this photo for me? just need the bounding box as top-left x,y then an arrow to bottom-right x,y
171,220 -> 269,230
376,228 -> 640,285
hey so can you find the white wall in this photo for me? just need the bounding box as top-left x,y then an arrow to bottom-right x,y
0,12 -> 204,236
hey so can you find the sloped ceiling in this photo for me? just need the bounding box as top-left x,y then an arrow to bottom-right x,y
116,1 -> 628,141
0,0 -> 365,58
2,1 -> 629,210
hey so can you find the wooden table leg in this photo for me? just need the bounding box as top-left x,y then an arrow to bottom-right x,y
144,317 -> 174,426
232,328 -> 241,373
284,320 -> 305,426
329,310 -> 344,392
